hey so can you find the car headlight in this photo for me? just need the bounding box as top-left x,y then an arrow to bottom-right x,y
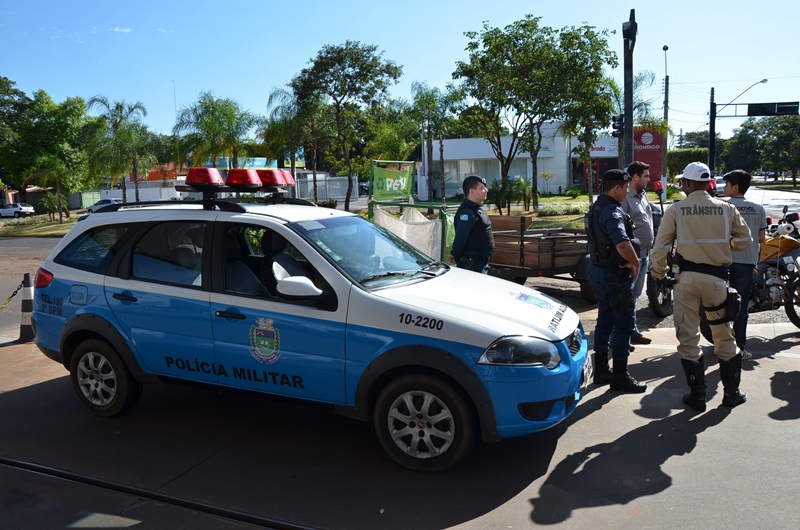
478,336 -> 561,369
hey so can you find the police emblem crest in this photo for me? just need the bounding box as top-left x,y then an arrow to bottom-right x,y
249,318 -> 281,363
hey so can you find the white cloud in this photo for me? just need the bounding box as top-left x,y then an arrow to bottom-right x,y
157,28 -> 176,33
109,27 -> 133,33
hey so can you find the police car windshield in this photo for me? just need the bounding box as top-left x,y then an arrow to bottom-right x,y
291,216 -> 436,286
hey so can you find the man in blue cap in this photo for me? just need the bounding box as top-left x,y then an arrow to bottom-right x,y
585,168 -> 646,393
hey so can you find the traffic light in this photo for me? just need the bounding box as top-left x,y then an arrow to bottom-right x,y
611,114 -> 624,138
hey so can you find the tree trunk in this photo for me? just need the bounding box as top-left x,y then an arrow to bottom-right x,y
133,156 -> 140,203
439,137 -> 445,203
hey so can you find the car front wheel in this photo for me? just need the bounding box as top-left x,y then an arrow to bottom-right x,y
373,372 -> 477,472
69,339 -> 142,417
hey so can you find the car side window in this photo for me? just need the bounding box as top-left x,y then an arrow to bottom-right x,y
220,223 -> 319,300
131,221 -> 205,287
54,224 -> 137,275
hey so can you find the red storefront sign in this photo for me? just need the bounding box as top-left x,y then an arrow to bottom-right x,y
632,127 -> 664,179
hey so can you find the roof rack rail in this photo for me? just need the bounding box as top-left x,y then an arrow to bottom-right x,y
94,199 -> 247,213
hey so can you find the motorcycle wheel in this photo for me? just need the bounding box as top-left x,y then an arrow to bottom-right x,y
784,278 -> 800,328
646,272 -> 673,317
699,308 -> 714,343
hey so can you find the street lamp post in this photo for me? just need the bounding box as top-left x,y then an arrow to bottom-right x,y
708,79 -> 768,173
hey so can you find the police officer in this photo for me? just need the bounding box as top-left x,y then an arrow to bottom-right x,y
450,174 -> 494,273
586,169 -> 646,393
650,162 -> 752,412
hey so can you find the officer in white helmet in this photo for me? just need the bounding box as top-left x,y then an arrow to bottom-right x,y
650,162 -> 753,411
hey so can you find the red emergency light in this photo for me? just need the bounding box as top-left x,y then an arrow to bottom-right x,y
185,167 -> 225,189
652,180 -> 664,192
280,169 -> 296,186
226,168 -> 262,189
256,169 -> 287,186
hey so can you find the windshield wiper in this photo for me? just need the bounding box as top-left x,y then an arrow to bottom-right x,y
419,261 -> 448,276
361,269 -> 429,283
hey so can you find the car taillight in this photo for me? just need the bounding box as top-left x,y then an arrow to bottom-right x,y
35,267 -> 54,288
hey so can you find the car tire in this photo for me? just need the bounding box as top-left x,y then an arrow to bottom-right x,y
373,372 -> 477,472
69,339 -> 142,417
13,212 -> 19,218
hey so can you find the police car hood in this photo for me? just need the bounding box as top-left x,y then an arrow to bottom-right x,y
374,268 -> 580,341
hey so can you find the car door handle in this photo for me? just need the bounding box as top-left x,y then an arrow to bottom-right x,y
112,292 -> 138,302
215,310 -> 246,320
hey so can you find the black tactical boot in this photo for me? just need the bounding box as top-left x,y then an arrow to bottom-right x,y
680,356 -> 707,412
719,354 -> 747,407
610,358 -> 647,393
593,353 -> 611,386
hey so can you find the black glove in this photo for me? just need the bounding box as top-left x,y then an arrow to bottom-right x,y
656,275 -> 677,288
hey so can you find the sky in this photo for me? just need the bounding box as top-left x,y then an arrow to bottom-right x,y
2,0 -> 799,146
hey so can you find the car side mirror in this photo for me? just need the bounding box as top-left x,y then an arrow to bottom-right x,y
276,276 -> 323,298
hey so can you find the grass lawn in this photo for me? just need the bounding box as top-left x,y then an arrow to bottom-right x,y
0,215 -> 79,238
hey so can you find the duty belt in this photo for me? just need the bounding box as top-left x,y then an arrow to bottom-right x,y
594,263 -> 631,278
681,260 -> 728,279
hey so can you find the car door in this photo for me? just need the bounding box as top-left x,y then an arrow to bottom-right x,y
105,219 -> 217,382
208,220 -> 350,404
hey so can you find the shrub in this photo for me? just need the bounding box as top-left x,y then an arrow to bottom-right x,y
565,186 -> 582,199
315,198 -> 338,209
537,202 -> 590,217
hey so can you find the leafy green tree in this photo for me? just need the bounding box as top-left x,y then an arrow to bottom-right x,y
758,115 -> 800,186
292,40 -> 402,211
0,77 -> 32,187
6,90 -> 88,196
454,15 -> 616,211
721,119 -> 761,174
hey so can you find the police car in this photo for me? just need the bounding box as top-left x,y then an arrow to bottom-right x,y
32,167 -> 589,472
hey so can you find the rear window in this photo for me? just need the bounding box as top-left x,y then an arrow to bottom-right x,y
54,224 -> 137,274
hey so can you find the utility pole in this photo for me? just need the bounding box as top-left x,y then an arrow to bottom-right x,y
622,9 -> 637,166
709,88 -> 716,173
662,45 -> 669,181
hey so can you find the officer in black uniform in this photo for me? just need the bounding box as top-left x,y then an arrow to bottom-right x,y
585,169 -> 646,393
450,175 -> 494,273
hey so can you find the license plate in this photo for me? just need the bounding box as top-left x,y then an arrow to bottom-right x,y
582,353 -> 593,388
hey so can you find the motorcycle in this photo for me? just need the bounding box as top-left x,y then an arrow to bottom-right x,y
698,205 -> 800,341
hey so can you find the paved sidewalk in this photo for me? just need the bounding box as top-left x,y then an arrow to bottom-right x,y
1,323 -> 799,529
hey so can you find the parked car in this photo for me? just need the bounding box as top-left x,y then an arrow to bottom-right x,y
713,176 -> 726,196
86,198 -> 121,213
32,175 -> 589,472
0,203 -> 35,218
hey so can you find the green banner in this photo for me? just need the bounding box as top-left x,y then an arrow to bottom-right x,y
373,166 -> 413,201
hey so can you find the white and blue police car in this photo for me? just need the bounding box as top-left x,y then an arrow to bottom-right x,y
32,168 -> 590,472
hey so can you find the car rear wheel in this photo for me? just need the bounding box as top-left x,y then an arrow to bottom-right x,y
69,339 -> 142,417
13,212 -> 19,218
373,372 -> 477,472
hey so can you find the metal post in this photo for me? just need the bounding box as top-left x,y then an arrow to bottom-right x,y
709,88 -> 716,173
622,10 -> 637,166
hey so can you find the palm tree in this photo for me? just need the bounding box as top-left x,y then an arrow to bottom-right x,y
87,95 -> 148,202
265,86 -> 331,202
174,91 -> 256,169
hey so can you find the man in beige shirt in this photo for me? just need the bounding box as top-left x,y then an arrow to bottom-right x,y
650,162 -> 752,412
